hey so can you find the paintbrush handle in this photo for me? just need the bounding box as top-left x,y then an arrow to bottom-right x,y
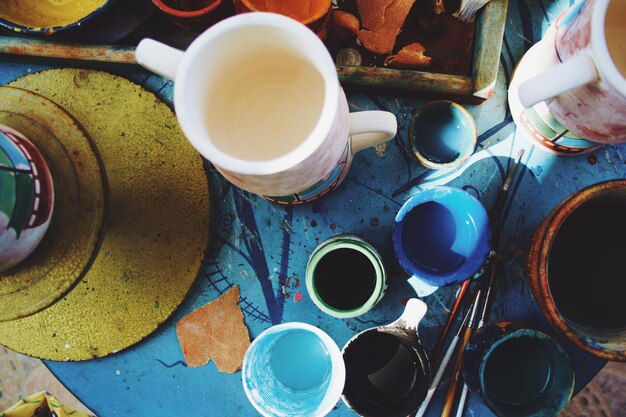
454,383 -> 470,417
430,279 -> 471,365
415,333 -> 462,417
440,326 -> 473,417
0,36 -> 137,64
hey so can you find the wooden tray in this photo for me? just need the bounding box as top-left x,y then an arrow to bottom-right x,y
0,0 -> 508,101
332,0 -> 509,100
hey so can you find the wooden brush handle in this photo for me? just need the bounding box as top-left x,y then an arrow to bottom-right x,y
0,36 -> 137,64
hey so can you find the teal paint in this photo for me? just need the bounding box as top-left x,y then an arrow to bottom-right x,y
271,330 -> 331,391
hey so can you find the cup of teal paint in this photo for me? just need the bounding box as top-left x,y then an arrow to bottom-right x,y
242,322 -> 346,417
409,100 -> 477,170
462,322 -> 575,417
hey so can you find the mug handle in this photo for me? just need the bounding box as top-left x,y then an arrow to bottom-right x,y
349,111 -> 397,153
135,39 -> 184,80
518,52 -> 598,108
388,298 -> 428,333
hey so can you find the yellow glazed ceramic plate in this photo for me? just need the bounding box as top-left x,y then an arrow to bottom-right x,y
0,86 -> 105,322
0,69 -> 211,361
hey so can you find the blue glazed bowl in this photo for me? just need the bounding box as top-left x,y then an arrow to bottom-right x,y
392,186 -> 491,288
0,0 -> 115,35
409,100 -> 477,170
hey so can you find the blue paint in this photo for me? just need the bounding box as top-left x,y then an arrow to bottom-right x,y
392,187 -> 491,287
271,330 -> 331,390
243,324 -> 344,416
410,101 -> 476,165
402,202 -> 469,274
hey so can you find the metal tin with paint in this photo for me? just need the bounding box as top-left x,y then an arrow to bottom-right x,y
305,234 -> 386,318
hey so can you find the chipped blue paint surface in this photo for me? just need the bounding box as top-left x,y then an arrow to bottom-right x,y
1,0 -> 622,415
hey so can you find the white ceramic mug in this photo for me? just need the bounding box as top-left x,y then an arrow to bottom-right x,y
518,0 -> 626,143
136,13 -> 397,204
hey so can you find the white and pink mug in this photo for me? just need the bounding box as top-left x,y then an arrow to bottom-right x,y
518,0 -> 626,144
136,13 -> 396,205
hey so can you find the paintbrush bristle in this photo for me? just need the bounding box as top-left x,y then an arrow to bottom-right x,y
453,0 -> 491,22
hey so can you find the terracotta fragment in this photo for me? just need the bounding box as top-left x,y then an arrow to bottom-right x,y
331,10 -> 360,36
384,42 -> 432,69
357,0 -> 417,54
176,286 -> 251,373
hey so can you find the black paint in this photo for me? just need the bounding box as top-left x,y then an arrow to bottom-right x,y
342,330 -> 429,417
548,202 -> 626,330
483,337 -> 551,406
313,248 -> 376,311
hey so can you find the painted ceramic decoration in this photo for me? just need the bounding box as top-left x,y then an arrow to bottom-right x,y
0,69 -> 210,361
515,0 -> 626,144
0,86 -> 105,322
0,124 -> 54,273
526,180 -> 626,361
462,322 -> 574,417
135,13 -> 397,205
0,0 -> 111,34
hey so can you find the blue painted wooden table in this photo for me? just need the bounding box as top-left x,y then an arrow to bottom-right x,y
1,0 -> 622,416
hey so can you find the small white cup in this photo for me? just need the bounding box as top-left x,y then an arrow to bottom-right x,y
242,322 -> 345,417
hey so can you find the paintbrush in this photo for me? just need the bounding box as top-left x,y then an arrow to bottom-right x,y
426,148 -> 525,367
439,289 -> 482,417
414,288 -> 481,417
453,0 -> 491,22
0,36 -> 138,64
449,149 -> 525,417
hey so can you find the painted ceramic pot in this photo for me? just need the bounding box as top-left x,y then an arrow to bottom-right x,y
150,0 -> 234,31
526,180 -> 626,361
0,0 -> 114,35
518,0 -> 626,144
462,322 -> 574,417
0,124 -> 54,273
233,0 -> 332,39
392,187 -> 491,290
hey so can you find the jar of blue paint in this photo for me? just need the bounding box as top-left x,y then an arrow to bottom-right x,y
392,186 -> 491,290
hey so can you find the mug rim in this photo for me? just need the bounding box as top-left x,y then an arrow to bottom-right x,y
174,12 -> 340,176
591,0 -> 626,97
305,234 -> 386,318
242,322 -> 346,417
